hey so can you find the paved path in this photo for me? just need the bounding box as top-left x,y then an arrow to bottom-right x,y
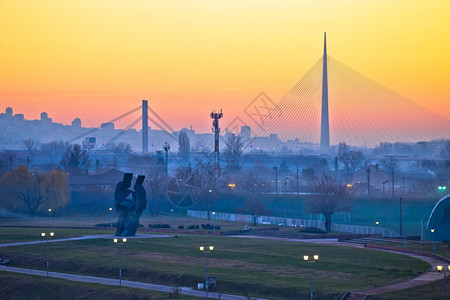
0,234 -> 170,248
0,265 -> 266,300
1,233 -> 448,298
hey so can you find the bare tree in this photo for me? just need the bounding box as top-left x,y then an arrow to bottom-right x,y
338,142 -> 364,183
306,173 -> 351,231
105,142 -> 132,155
59,144 -> 91,175
224,134 -> 244,170
145,157 -> 168,216
441,140 -> 450,159
178,130 -> 190,161
237,171 -> 270,225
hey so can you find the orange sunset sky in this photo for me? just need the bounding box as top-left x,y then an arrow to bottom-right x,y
1,0 -> 449,135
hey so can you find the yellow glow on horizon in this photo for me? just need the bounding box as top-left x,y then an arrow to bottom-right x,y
0,0 -> 449,132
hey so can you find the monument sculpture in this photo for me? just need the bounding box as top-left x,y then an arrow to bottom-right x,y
114,173 -> 147,236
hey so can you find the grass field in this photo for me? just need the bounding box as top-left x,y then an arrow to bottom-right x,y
0,227 -> 430,300
0,272 -> 196,300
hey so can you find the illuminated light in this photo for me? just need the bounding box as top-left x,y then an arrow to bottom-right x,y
346,184 -> 352,188
228,183 -> 236,189
303,255 -> 309,261
314,255 -> 319,261
209,245 -> 214,251
199,246 -> 204,252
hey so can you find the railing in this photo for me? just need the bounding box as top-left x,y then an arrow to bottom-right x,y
187,210 -> 400,237
331,223 -> 399,237
187,210 -> 326,230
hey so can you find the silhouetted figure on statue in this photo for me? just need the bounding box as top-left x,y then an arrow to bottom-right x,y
114,173 -> 147,236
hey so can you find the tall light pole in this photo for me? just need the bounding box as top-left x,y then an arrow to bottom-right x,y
382,180 -> 388,227
431,229 -> 436,254
303,254 -> 319,300
376,221 -> 380,244
437,265 -> 449,300
273,165 -> 278,195
48,209 -> 52,227
212,211 -> 216,232
109,207 -> 113,228
113,238 -> 127,286
41,232 -> 55,277
170,209 -> 174,229
199,245 -> 214,298
163,142 -> 170,176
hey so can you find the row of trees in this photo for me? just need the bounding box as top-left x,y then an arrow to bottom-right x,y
0,165 -> 70,215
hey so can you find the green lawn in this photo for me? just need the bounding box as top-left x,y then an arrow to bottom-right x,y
0,232 -> 430,300
0,272 -> 196,300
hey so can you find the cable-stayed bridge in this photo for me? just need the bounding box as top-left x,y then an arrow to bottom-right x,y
70,34 -> 450,152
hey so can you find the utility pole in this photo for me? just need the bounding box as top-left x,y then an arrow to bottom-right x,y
399,197 -> 403,237
366,167 -> 371,197
210,109 -> 223,173
163,142 -> 170,176
273,165 -> 279,195
392,169 -> 395,198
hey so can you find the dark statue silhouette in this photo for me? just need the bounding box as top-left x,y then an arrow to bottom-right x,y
114,173 -> 147,236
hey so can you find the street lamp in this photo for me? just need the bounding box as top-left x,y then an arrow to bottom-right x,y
113,238 -> 127,286
382,180 -> 388,227
163,142 -> 170,176
303,254 -> 319,300
109,207 -> 113,228
212,211 -> 216,232
199,245 -> 214,298
431,229 -> 436,254
436,265 -> 450,300
170,209 -> 174,229
48,209 -> 52,227
375,221 -> 380,244
41,232 -> 55,277
438,186 -> 447,198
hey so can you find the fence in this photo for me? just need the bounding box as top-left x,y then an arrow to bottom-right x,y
187,210 -> 400,237
187,210 -> 325,230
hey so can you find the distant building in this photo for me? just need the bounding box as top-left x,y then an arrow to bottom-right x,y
72,118 -> 81,127
101,122 -> 115,130
5,107 -> 12,117
240,126 -> 251,141
68,169 -> 124,192
83,137 -> 96,151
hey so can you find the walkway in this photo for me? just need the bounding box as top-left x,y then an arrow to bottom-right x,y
0,265 -> 266,300
1,233 -> 448,299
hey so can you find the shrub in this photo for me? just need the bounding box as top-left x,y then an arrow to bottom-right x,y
148,223 -> 170,228
186,225 -> 199,229
178,225 -> 184,229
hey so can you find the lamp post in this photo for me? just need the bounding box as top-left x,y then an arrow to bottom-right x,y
199,245 -> 214,298
273,165 -> 278,195
163,142 -> 170,176
48,209 -> 52,227
212,211 -> 216,232
375,221 -> 380,244
109,207 -> 113,228
436,265 -> 449,300
382,180 -> 388,227
303,254 -> 319,300
431,229 -> 436,254
113,238 -> 127,286
41,232 -> 55,277
438,186 -> 447,198
170,209 -> 174,229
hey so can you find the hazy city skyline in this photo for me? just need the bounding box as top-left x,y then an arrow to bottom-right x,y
1,1 -> 449,135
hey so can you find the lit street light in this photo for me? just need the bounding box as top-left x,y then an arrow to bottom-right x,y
170,209 -> 174,229
436,265 -> 449,300
41,232 -> 55,277
113,238 -> 127,286
48,209 -> 52,227
375,221 -> 380,244
109,207 -> 113,228
431,229 -> 436,254
438,186 -> 447,198
303,254 -> 319,300
199,245 -> 214,298
212,211 -> 216,232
